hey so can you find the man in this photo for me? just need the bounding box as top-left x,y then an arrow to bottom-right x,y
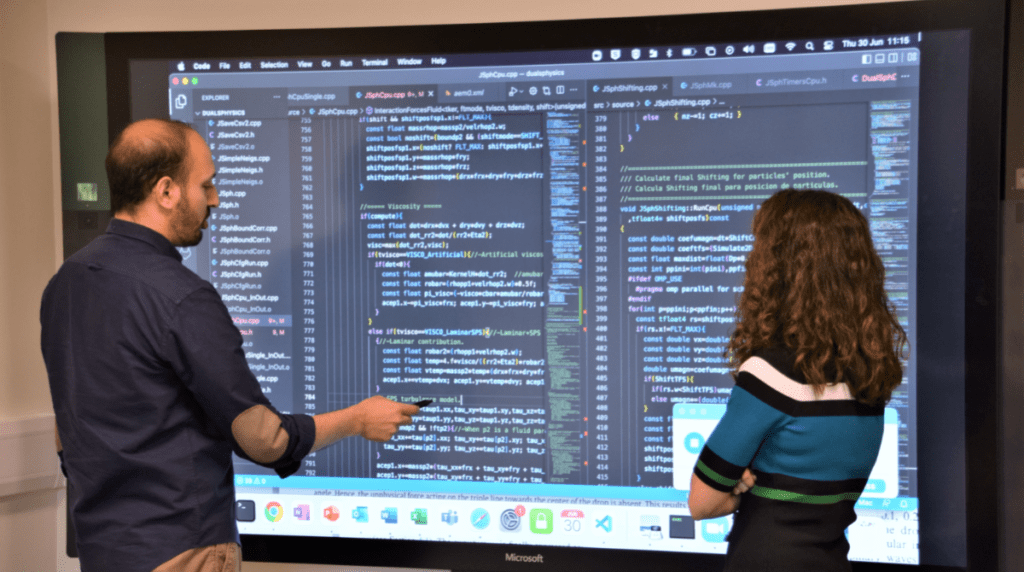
40,119 -> 421,572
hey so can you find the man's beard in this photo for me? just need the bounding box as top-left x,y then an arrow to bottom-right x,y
172,193 -> 206,247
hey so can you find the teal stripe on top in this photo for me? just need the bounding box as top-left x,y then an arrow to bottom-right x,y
703,386 -> 788,469
750,414 -> 883,481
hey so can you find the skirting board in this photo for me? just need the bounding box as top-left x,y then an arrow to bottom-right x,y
0,414 -> 63,498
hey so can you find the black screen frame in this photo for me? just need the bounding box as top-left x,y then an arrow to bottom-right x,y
1001,2 -> 1024,571
85,1 -> 1006,570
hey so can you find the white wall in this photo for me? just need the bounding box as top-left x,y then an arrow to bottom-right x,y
2,0 -> 967,570
0,0 -> 64,569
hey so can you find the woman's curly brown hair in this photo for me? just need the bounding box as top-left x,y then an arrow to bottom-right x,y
727,189 -> 908,406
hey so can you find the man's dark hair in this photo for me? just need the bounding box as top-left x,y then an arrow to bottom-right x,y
105,119 -> 195,214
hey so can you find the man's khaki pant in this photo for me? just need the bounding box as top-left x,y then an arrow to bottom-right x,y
152,542 -> 241,572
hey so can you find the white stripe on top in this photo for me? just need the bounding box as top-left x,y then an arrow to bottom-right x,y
739,356 -> 853,402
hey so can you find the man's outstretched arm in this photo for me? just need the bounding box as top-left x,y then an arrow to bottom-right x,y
312,396 -> 420,450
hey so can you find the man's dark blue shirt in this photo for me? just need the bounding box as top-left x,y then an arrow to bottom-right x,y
40,219 -> 315,572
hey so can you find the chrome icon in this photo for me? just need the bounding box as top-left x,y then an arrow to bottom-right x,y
265,501 -> 283,522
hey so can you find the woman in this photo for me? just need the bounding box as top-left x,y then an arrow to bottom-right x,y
688,189 -> 908,571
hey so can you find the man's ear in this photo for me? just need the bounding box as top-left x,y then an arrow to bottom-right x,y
151,175 -> 181,211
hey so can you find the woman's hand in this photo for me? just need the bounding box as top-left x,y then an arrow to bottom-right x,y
689,467 -> 756,520
732,468 -> 756,495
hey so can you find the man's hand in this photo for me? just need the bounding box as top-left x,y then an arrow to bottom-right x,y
312,396 -> 421,451
351,395 -> 419,442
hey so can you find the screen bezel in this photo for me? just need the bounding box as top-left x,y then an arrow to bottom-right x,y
1002,0 -> 1024,569
93,1 -> 1004,570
